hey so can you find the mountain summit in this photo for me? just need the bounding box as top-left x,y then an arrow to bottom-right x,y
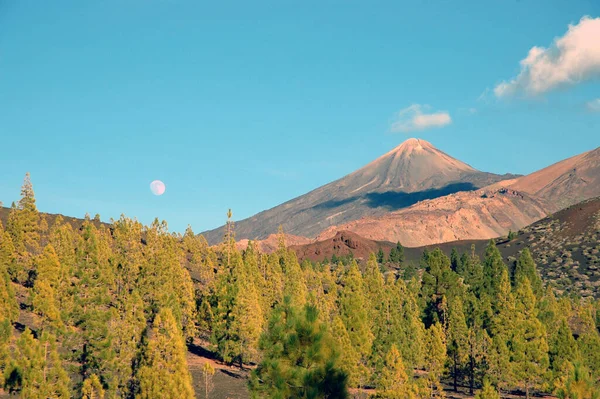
201,139 -> 517,243
344,138 -> 478,194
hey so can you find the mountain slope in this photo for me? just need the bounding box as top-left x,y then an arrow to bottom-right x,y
509,147 -> 600,211
316,187 -> 548,247
201,139 -> 516,244
312,146 -> 600,248
494,196 -> 600,298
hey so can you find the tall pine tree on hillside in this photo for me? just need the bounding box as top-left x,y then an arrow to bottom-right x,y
511,277 -> 550,399
376,344 -> 414,399
447,296 -> 469,392
135,308 -> 195,399
338,261 -> 373,388
514,249 -> 543,298
249,298 -> 348,399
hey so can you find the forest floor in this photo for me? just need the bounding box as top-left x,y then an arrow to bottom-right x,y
0,339 -> 560,399
186,340 -> 558,399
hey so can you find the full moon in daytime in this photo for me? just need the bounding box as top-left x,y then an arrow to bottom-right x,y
150,180 -> 166,196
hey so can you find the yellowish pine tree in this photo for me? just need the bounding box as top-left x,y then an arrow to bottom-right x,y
201,362 -> 215,399
425,322 -> 447,395
377,344 -> 413,398
230,274 -> 264,365
82,374 -> 105,399
338,261 -> 373,388
331,315 -> 361,387
136,308 -> 195,399
282,250 -> 308,308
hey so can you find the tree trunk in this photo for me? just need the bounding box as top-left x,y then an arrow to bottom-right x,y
469,357 -> 474,395
453,353 -> 458,392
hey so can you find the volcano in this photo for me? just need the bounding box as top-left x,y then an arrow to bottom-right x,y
201,138 -> 517,244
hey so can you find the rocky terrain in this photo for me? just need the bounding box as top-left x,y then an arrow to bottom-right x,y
316,188 -> 548,247
495,196 -> 600,298
509,147 -> 600,212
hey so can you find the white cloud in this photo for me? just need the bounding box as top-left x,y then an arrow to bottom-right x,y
587,98 -> 600,112
495,16 -> 600,97
390,104 -> 452,133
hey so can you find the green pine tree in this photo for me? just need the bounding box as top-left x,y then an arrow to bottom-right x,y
511,277 -> 550,399
135,308 -> 195,399
475,379 -> 500,399
424,323 -> 447,395
249,297 -> 348,398
338,261 -> 373,387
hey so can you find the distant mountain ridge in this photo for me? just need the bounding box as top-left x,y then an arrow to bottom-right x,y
318,145 -> 600,248
201,139 -> 517,244
509,147 -> 600,212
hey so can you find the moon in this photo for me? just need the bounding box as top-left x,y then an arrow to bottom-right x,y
150,180 -> 166,196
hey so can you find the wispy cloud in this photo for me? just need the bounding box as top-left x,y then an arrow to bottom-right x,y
495,16 -> 600,98
587,98 -> 600,112
390,104 -> 452,133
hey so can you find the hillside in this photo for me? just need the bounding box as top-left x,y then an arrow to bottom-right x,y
312,145 -> 600,248
201,138 -> 517,244
290,230 -> 395,263
494,196 -> 600,298
294,197 -> 600,298
509,147 -> 600,212
316,187 -> 548,247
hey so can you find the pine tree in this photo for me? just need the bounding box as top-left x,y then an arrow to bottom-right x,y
424,323 -> 447,395
466,327 -> 492,395
0,232 -> 19,325
514,249 -> 543,298
262,253 -> 284,310
32,244 -> 64,332
105,290 -> 146,397
81,374 -> 105,399
450,248 -> 461,272
512,277 -> 550,399
447,296 -> 468,392
141,220 -> 197,339
6,328 -> 70,398
474,380 -> 500,399
363,253 -> 385,322
229,273 -> 264,366
0,318 -> 12,388
553,361 -> 599,399
377,344 -> 412,398
458,246 -> 484,296
249,298 -> 348,398
482,241 -> 507,300
331,316 -> 361,387
577,321 -> 600,381
6,174 -> 41,282
388,242 -> 404,265
40,332 -> 71,399
421,248 -> 460,327
402,277 -> 426,370
71,222 -> 116,394
550,319 -> 578,372
281,249 -> 307,308
201,362 -> 215,399
183,226 -> 216,290
376,248 -> 385,264
135,308 -> 195,399
338,261 -> 373,387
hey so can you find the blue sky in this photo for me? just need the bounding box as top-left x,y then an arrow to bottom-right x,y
1,1 -> 599,233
